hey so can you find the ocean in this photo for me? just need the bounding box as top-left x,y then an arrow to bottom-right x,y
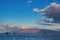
0,33 -> 60,40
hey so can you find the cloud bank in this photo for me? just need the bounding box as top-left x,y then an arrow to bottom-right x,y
33,2 -> 60,23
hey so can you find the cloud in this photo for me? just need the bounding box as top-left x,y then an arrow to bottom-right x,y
33,8 -> 40,12
33,2 -> 60,23
27,0 -> 32,4
26,0 -> 32,6
0,23 -> 20,33
36,20 -> 54,26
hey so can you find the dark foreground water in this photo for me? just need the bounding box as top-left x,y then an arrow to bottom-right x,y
0,33 -> 60,40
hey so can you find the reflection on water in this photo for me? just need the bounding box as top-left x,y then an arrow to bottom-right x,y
0,33 -> 60,40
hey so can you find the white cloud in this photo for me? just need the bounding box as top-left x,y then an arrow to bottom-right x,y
26,0 -> 32,6
33,2 -> 60,13
33,2 -> 60,23
27,0 -> 32,4
33,8 -> 40,12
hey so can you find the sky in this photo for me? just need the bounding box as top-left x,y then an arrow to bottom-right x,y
0,0 -> 60,30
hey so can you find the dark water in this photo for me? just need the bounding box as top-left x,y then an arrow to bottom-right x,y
0,33 -> 60,40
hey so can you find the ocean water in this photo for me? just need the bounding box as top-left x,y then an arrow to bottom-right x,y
0,33 -> 60,40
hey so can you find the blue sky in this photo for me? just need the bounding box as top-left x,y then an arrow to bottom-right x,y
0,0 -> 60,26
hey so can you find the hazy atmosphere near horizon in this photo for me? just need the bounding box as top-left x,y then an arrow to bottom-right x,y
0,0 -> 60,32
